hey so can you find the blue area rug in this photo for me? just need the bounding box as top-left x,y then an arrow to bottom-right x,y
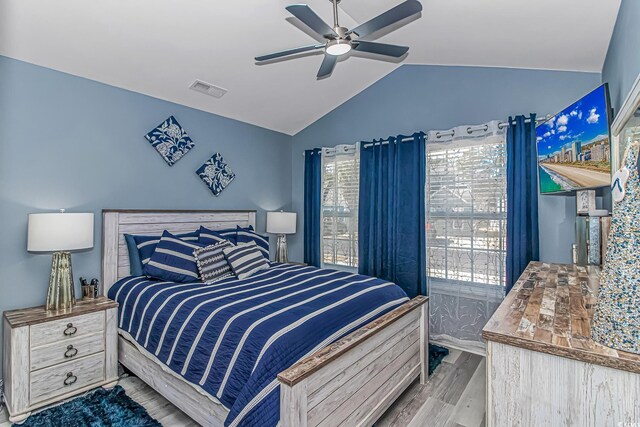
14,386 -> 161,427
429,344 -> 449,375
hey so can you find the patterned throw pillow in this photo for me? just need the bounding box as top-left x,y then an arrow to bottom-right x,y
125,230 -> 200,275
193,241 -> 235,284
223,241 -> 269,280
143,231 -> 205,283
235,226 -> 269,258
198,226 -> 238,245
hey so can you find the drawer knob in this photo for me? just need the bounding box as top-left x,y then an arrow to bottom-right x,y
63,323 -> 77,336
64,345 -> 78,358
64,372 -> 78,386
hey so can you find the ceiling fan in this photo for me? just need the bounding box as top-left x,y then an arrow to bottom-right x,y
255,0 -> 423,79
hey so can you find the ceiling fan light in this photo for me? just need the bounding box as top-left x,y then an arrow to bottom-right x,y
326,40 -> 352,56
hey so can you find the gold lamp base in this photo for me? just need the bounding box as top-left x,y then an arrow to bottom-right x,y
46,251 -> 76,312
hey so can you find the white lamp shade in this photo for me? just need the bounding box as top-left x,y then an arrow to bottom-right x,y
27,212 -> 94,252
267,211 -> 297,234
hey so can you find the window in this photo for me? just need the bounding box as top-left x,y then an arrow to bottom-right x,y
321,148 -> 359,269
426,139 -> 507,287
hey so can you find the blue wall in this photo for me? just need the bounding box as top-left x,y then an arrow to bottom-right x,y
603,0 -> 640,113
1,50 -> 622,380
289,65 -> 602,264
0,56 -> 292,378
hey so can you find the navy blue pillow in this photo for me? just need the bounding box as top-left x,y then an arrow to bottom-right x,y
198,226 -> 238,245
126,230 -> 200,275
235,226 -> 269,258
142,231 -> 205,283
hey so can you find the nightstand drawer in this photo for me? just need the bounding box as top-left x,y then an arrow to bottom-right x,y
31,332 -> 104,371
30,352 -> 105,405
30,311 -> 104,347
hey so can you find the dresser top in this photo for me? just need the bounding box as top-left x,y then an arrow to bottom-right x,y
3,297 -> 118,328
483,262 -> 640,374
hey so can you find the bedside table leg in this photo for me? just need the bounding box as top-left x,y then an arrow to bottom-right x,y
102,379 -> 119,390
9,411 -> 32,425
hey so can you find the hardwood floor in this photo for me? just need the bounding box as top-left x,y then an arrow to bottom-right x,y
376,349 -> 486,427
0,349 -> 485,427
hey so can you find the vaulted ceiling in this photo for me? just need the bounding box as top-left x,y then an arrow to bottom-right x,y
0,0 -> 621,135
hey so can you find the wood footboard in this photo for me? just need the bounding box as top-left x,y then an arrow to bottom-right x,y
278,296 -> 429,427
119,335 -> 229,427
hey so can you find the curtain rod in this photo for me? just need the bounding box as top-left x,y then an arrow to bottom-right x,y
362,134 -> 421,149
498,115 -> 550,129
303,114 -> 549,155
361,115 -> 549,149
301,145 -> 358,157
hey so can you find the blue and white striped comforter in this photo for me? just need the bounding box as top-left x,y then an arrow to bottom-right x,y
108,263 -> 408,427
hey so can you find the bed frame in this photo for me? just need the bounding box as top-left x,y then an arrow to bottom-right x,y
102,209 -> 429,427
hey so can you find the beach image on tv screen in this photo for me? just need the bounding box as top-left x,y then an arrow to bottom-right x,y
537,85 -> 611,194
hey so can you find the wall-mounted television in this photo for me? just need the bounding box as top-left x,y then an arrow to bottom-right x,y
537,84 -> 612,194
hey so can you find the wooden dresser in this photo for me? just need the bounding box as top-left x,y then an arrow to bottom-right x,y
483,262 -> 640,426
3,297 -> 119,424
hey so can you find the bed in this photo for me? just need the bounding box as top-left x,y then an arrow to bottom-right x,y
102,209 -> 429,427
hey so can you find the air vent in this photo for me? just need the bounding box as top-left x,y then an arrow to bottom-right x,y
190,80 -> 228,99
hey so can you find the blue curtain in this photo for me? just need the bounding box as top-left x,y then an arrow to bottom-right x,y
506,115 -> 540,293
304,148 -> 322,267
358,133 -> 427,298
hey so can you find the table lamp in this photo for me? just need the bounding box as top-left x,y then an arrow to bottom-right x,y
27,210 -> 94,311
267,211 -> 296,263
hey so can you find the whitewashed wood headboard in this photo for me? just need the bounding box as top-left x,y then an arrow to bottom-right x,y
101,209 -> 256,295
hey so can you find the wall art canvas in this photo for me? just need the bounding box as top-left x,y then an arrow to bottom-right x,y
145,116 -> 194,166
196,153 -> 235,196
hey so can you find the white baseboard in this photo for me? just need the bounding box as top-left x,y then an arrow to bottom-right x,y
431,334 -> 487,357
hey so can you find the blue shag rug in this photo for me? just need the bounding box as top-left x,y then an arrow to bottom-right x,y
14,386 -> 161,427
429,344 -> 449,375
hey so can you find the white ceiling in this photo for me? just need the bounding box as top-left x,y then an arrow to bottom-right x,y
0,0 -> 621,135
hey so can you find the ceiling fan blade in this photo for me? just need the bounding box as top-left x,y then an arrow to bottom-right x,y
286,5 -> 338,38
255,44 -> 325,62
348,0 -> 422,38
353,41 -> 409,57
317,54 -> 337,78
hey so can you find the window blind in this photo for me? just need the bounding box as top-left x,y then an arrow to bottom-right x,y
321,151 -> 359,268
426,140 -> 507,287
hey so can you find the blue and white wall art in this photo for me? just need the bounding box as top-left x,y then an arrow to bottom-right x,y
197,153 -> 236,196
145,115 -> 195,166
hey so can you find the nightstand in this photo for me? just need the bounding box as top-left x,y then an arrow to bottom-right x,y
2,297 -> 119,424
